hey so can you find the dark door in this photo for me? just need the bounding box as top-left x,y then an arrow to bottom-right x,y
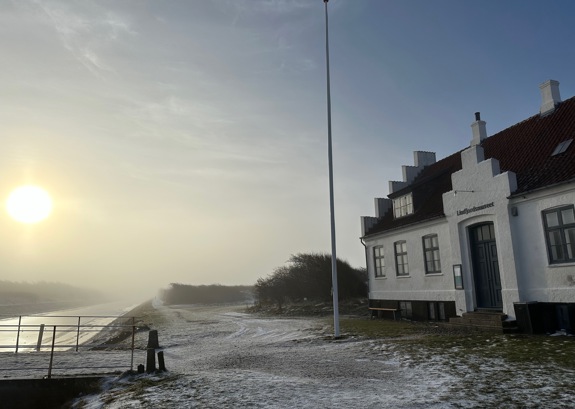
470,223 -> 502,309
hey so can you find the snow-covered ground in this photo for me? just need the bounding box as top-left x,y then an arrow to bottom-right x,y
3,302 -> 573,407
66,302 -> 575,408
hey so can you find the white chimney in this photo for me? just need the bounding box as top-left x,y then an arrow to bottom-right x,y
539,79 -> 561,116
470,112 -> 487,146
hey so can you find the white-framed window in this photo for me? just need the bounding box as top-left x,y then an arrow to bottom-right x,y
543,205 -> 575,263
394,240 -> 409,276
422,234 -> 441,274
373,245 -> 385,277
393,193 -> 413,218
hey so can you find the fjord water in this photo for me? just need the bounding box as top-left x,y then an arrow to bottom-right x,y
0,301 -> 140,352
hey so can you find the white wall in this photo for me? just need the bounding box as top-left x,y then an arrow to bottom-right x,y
442,145 -> 520,318
367,218 -> 456,302
510,185 -> 575,302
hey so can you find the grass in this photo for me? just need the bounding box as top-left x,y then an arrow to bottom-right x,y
338,316 -> 575,370
337,316 -> 575,407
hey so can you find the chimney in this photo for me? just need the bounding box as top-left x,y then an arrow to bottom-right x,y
539,80 -> 561,116
470,112 -> 487,146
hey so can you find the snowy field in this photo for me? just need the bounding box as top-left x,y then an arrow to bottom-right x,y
63,302 -> 575,409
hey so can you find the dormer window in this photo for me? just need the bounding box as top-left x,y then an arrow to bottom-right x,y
393,193 -> 413,218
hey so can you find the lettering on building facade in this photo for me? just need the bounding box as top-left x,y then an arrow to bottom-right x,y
456,202 -> 494,216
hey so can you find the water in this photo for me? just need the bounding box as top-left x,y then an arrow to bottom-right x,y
0,301 -> 140,353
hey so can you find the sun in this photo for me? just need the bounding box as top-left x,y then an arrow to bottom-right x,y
6,185 -> 53,224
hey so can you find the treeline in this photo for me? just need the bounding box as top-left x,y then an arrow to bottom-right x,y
160,283 -> 253,305
0,281 -> 103,305
254,253 -> 367,307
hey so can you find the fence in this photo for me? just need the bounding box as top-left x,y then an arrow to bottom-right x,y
0,315 -> 143,379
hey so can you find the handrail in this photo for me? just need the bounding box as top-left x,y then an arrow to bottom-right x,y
0,315 -> 144,379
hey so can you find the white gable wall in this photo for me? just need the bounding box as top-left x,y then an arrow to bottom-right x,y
443,145 -> 520,318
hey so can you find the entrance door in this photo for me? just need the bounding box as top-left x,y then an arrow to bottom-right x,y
470,223 -> 502,310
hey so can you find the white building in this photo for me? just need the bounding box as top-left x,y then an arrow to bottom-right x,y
361,80 -> 575,332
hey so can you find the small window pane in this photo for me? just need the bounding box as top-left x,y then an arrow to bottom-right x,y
434,260 -> 441,271
549,230 -> 561,246
566,228 -> 575,259
476,228 -> 483,241
546,212 -> 560,227
562,208 -> 575,225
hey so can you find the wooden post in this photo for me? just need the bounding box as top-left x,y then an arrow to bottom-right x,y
146,348 -> 156,373
36,324 -> 45,352
147,330 -> 159,349
158,351 -> 166,371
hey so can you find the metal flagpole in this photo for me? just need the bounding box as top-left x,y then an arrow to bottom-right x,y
323,0 -> 340,338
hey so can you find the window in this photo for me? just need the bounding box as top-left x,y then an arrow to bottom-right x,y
423,234 -> 441,274
394,241 -> 409,276
373,246 -> 385,277
543,206 -> 575,263
428,302 -> 437,320
393,193 -> 413,218
399,301 -> 412,319
551,138 -> 573,156
438,302 -> 446,321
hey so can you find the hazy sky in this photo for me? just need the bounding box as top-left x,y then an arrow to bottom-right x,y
2,0 -> 575,298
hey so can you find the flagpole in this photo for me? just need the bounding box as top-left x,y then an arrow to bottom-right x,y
323,0 -> 340,338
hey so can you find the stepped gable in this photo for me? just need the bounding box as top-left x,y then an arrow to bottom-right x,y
365,151 -> 462,235
364,95 -> 575,237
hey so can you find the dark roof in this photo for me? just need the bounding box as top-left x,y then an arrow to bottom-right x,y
364,96 -> 575,237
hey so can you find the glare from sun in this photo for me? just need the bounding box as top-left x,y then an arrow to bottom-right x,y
6,185 -> 53,224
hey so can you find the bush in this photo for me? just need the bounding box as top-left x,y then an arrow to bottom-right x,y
254,253 -> 367,307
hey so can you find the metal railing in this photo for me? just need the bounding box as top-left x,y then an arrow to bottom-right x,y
0,315 -> 143,379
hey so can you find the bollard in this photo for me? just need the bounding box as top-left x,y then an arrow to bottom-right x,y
158,351 -> 166,372
146,348 -> 156,373
137,364 -> 145,374
147,330 -> 160,349
36,324 -> 45,352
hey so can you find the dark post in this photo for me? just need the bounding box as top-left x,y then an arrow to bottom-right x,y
75,316 -> 81,352
15,316 -> 22,353
157,351 -> 166,371
147,330 -> 159,349
146,348 -> 156,373
47,326 -> 57,379
130,324 -> 135,371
